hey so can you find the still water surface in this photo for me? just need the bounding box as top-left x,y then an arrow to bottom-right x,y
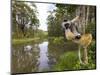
12,40 -> 78,73
38,42 -> 49,72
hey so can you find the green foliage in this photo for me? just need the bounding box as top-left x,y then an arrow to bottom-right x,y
34,29 -> 48,39
12,0 -> 39,25
53,41 -> 96,71
74,41 -> 96,70
12,38 -> 39,45
12,0 -> 39,38
54,52 -> 78,71
47,4 -> 96,39
47,4 -> 79,37
53,37 -> 64,44
88,41 -> 96,67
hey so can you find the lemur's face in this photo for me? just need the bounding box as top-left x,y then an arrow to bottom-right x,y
64,22 -> 71,29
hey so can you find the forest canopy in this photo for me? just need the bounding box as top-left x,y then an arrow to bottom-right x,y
47,4 -> 96,39
12,0 -> 39,38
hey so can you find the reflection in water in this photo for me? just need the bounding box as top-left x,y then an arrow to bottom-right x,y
24,45 -> 33,51
12,43 -> 40,73
12,40 -> 78,73
38,42 -> 49,72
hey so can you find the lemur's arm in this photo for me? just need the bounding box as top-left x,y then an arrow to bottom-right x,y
71,12 -> 82,23
71,15 -> 80,23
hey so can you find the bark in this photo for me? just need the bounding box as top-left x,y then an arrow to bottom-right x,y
82,6 -> 86,34
85,6 -> 90,28
83,47 -> 88,64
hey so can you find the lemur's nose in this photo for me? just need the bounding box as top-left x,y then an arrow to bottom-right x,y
75,35 -> 81,39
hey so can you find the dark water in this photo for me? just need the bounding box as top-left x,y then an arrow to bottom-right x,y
11,40 -> 78,73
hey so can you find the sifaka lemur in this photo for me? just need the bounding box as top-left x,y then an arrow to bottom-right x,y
61,16 -> 81,40
61,15 -> 92,64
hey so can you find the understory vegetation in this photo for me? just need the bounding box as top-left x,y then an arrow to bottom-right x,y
53,40 -> 96,71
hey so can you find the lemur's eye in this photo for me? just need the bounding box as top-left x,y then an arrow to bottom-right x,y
65,23 -> 70,29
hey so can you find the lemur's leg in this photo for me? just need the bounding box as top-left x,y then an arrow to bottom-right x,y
78,45 -> 83,64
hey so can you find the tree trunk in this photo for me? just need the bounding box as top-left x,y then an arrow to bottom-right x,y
83,47 -> 88,64
82,6 -> 86,34
85,6 -> 90,28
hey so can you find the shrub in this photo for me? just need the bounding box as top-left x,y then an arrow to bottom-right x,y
54,41 -> 96,71
74,41 -> 96,70
54,51 -> 78,71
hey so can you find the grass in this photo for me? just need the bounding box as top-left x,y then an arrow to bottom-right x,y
12,38 -> 40,45
53,41 -> 96,71
54,51 -> 79,71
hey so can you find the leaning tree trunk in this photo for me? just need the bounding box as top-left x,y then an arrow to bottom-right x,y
75,6 -> 89,64
85,6 -> 90,29
82,6 -> 86,34
82,6 -> 89,64
83,47 -> 88,64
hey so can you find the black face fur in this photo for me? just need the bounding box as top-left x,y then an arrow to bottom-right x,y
63,19 -> 68,22
64,23 -> 70,29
